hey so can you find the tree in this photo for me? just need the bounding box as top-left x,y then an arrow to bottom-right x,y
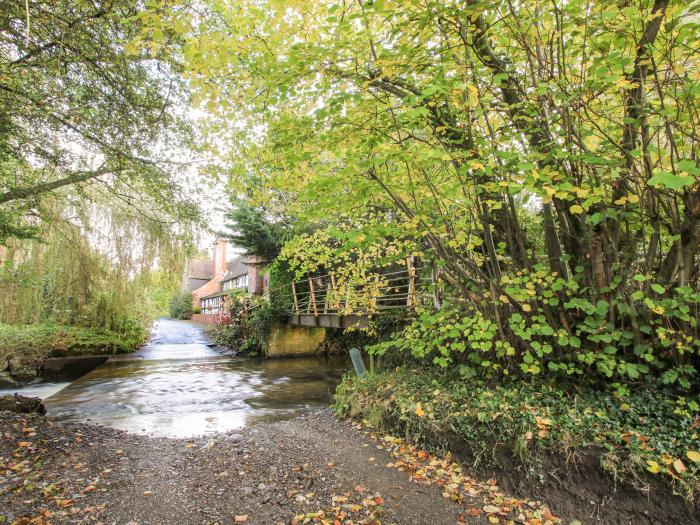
224,198 -> 289,262
142,0 -> 700,388
169,291 -> 193,320
0,0 -> 196,241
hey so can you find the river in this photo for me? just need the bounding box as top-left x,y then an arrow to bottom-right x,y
2,319 -> 349,438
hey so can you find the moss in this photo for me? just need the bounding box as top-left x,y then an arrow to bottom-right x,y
0,323 -> 140,369
334,367 -> 700,500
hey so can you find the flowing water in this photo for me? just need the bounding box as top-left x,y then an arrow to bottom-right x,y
3,319 -> 349,438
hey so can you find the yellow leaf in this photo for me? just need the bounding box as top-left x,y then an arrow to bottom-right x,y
522,304 -> 532,312
687,450 -> 700,463
673,459 -> 687,473
467,83 -> 479,109
614,196 -> 628,205
235,515 -> 248,523
646,460 -> 660,474
415,402 -> 425,418
570,204 -> 584,214
499,295 -> 509,304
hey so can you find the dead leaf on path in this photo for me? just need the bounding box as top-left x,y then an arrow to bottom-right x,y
354,485 -> 367,493
186,442 -> 194,448
234,515 -> 248,522
143,490 -> 153,496
18,441 -> 31,447
115,449 -> 123,455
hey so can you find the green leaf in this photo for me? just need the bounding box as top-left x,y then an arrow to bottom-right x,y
651,283 -> 665,294
648,171 -> 695,190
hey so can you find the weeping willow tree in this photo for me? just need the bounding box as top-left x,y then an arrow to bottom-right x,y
0,191 -> 196,341
0,0 -> 205,338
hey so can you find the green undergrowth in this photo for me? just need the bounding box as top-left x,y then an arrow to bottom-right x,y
333,367 -> 700,500
0,323 -> 140,367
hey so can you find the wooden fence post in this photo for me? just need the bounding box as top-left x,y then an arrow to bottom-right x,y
291,281 -> 299,315
308,277 -> 318,317
406,256 -> 417,307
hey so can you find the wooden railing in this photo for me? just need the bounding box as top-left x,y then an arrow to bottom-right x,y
288,258 -> 423,318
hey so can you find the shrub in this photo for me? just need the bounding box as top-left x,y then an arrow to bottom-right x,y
368,265 -> 700,392
211,291 -> 289,355
169,291 -> 193,320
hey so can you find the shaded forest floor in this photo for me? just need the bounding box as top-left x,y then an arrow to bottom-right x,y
1,409 -> 559,525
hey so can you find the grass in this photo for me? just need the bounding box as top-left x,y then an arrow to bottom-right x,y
333,366 -> 700,501
0,322 -> 140,369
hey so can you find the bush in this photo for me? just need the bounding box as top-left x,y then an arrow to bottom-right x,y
368,266 -> 700,392
169,291 -> 193,320
210,292 -> 289,355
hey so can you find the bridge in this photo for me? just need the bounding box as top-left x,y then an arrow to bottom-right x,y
285,259 -> 423,329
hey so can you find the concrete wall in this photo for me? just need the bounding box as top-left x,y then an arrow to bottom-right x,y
265,322 -> 326,357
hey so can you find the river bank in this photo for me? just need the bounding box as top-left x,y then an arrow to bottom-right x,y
334,367 -> 700,524
0,323 -> 140,388
0,408 -> 562,525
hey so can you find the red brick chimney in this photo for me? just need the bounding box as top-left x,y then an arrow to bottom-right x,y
212,238 -> 228,277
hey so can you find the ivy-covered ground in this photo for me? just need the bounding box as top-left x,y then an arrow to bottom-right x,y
0,323 -> 140,385
334,367 -> 700,521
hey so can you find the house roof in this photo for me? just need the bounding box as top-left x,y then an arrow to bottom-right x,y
221,255 -> 249,282
200,289 -> 233,300
184,277 -> 210,293
200,288 -> 246,300
188,259 -> 213,280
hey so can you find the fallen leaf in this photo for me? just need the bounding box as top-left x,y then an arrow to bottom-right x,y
234,515 -> 248,522
415,402 -> 425,417
687,450 -> 700,463
673,459 -> 686,474
143,490 -> 153,496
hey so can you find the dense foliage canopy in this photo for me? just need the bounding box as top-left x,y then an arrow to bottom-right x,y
168,0 -> 700,390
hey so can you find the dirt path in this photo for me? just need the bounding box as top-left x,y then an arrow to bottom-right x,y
1,409 -> 558,525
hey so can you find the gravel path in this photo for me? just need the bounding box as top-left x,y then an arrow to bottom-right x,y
1,409 -> 475,525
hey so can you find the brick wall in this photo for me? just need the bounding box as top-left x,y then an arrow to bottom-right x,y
191,313 -> 218,325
